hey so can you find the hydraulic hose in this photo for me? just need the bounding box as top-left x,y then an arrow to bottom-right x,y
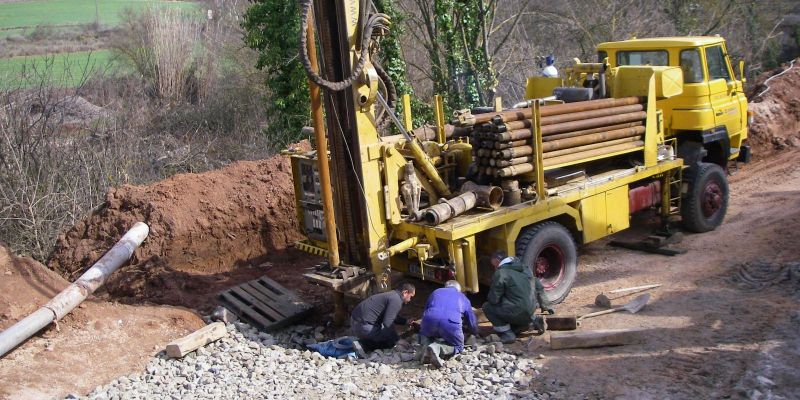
299,0 -> 390,91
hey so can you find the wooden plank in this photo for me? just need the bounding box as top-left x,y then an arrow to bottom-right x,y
219,292 -> 274,329
550,328 -> 645,350
229,287 -> 284,321
165,322 -> 227,358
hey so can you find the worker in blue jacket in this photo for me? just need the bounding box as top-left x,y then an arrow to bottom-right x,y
418,280 -> 478,368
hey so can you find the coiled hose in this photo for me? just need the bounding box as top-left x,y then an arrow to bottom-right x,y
299,0 -> 390,92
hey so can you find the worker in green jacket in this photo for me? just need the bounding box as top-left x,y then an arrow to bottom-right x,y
482,250 -> 551,343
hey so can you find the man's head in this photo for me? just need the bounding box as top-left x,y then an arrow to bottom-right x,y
490,250 -> 508,269
444,280 -> 461,292
399,282 -> 416,303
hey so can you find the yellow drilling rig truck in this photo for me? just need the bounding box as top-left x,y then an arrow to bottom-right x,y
288,0 -> 750,321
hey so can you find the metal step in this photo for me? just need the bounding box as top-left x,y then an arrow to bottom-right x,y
219,276 -> 313,332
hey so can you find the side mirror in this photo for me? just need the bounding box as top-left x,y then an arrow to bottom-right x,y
738,60 -> 746,83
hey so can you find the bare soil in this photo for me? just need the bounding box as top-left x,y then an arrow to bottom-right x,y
0,247 -> 205,400
47,141 -> 317,313
520,149 -> 800,399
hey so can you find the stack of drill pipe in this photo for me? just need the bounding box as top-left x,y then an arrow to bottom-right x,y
465,97 -> 646,179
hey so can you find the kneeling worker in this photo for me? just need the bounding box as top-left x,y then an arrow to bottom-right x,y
350,283 -> 415,357
419,280 -> 478,368
482,251 -> 537,343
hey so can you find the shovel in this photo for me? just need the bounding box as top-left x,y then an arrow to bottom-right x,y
578,293 -> 651,321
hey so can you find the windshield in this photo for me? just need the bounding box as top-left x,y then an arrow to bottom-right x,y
617,50 -> 668,66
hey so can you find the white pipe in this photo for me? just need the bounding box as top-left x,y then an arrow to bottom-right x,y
0,222 -> 149,358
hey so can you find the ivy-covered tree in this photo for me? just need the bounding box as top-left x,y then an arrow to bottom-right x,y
242,1 -> 309,148
243,0 -> 424,142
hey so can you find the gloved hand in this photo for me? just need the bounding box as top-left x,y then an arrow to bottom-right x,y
541,307 -> 555,315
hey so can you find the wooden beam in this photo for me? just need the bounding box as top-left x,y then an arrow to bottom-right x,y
550,328 -> 645,350
166,322 -> 228,358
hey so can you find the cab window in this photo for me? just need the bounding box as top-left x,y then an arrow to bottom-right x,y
680,49 -> 703,83
705,45 -> 731,81
597,51 -> 608,63
617,50 -> 668,66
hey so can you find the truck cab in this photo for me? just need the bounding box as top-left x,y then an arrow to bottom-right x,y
597,37 -> 750,167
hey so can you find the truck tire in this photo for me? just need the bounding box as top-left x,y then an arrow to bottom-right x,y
681,162 -> 728,233
516,221 -> 578,304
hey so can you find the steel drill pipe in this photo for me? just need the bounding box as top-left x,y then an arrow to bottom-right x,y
542,125 -> 645,152
541,111 -> 647,136
543,137 -> 640,159
541,96 -> 641,117
498,163 -> 535,177
540,104 -> 645,126
491,119 -> 531,133
475,96 -> 643,126
496,145 -> 534,159
494,128 -> 532,142
544,140 -> 644,167
494,155 -> 534,168
542,122 -> 642,142
498,140 -> 644,176
495,139 -> 528,150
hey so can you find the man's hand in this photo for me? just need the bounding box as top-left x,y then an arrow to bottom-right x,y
541,307 -> 555,315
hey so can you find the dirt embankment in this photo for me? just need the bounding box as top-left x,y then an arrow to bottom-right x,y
747,59 -> 800,156
47,143 -> 310,311
0,246 -> 204,400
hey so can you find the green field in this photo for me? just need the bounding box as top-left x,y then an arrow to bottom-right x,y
0,50 -> 118,88
0,0 -> 198,37
0,0 -> 201,87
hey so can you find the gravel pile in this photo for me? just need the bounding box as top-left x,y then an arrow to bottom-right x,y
80,321 -> 548,399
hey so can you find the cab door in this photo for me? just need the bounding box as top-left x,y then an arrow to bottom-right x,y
704,44 -> 743,137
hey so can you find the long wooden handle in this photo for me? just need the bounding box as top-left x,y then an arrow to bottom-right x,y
608,284 -> 661,294
578,307 -> 624,320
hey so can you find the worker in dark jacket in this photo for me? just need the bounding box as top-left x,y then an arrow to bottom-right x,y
350,283 -> 415,357
482,251 -> 538,343
418,280 -> 478,368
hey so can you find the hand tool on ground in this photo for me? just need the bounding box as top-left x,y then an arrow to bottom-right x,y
595,283 -> 661,308
579,293 -> 650,321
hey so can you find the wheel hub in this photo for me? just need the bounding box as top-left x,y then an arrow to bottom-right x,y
702,180 -> 723,218
534,244 -> 565,290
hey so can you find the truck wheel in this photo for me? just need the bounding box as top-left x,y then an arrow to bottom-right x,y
516,221 -> 578,304
681,162 -> 728,233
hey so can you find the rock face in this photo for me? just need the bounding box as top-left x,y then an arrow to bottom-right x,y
747,59 -> 800,156
82,321 -> 547,400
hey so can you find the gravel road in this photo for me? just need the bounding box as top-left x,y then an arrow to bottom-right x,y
79,321 -> 554,400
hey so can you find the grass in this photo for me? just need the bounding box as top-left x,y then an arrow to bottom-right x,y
0,50 -> 119,88
0,0 -> 199,37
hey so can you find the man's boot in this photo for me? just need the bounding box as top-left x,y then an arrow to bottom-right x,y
498,330 -> 516,344
426,343 -> 444,368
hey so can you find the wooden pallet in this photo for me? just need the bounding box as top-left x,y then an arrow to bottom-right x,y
218,276 -> 313,332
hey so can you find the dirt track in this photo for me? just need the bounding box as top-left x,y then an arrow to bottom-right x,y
524,149 -> 800,399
